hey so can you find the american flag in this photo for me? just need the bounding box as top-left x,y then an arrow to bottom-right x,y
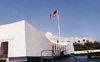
50,10 -> 57,18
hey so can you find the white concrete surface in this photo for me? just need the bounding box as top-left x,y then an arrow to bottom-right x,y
66,42 -> 75,54
74,49 -> 100,54
25,21 -> 52,56
0,21 -> 26,57
0,20 -> 52,57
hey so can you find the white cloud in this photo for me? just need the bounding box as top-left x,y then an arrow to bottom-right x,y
45,32 -> 53,37
45,32 -> 95,43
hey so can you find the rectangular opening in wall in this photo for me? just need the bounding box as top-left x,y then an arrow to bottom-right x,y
1,42 -> 8,58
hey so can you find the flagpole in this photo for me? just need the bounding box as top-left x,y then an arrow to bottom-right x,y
57,9 -> 61,42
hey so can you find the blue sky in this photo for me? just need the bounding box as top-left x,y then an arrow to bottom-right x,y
0,0 -> 100,41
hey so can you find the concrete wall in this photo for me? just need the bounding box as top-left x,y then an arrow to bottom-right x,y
0,21 -> 26,57
25,22 -> 52,57
66,42 -> 74,54
0,20 -> 52,57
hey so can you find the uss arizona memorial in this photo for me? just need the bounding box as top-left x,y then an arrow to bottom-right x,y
0,20 -> 74,61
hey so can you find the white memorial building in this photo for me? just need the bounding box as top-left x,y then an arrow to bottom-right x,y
0,20 -> 52,61
0,20 -> 74,62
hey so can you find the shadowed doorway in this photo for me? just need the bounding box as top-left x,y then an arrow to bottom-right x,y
1,42 -> 8,58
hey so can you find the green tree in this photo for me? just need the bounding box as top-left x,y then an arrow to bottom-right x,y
73,40 -> 100,51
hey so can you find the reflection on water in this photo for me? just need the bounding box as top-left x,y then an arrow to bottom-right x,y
55,55 -> 100,62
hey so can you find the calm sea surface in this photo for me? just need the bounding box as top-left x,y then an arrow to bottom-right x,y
10,55 -> 100,62
54,55 -> 100,62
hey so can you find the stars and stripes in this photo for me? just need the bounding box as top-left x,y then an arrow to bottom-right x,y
49,10 -> 57,18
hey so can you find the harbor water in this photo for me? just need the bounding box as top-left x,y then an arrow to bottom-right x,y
54,55 -> 100,62
5,55 -> 100,62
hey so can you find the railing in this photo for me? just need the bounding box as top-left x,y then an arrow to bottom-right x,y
41,50 -> 54,62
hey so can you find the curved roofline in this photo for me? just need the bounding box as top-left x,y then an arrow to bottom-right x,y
0,20 -> 26,27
